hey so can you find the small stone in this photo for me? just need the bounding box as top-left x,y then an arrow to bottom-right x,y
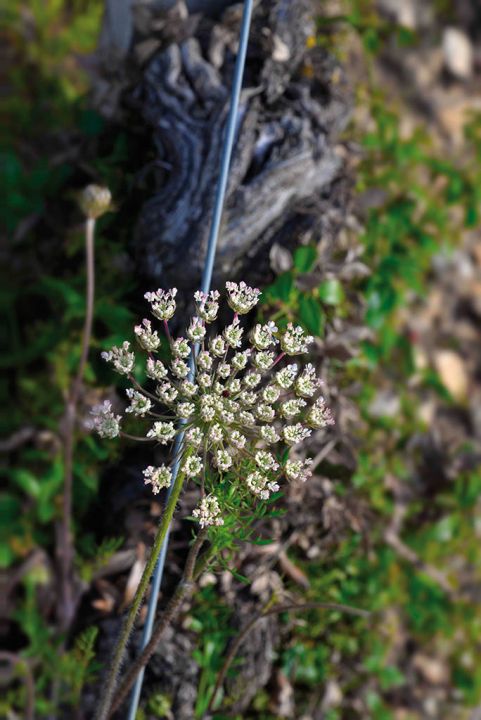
413,653 -> 450,685
368,390 -> 401,419
442,28 -> 473,79
272,35 -> 291,62
433,350 -> 469,401
270,243 -> 293,273
418,400 -> 436,426
198,571 -> 217,588
323,679 -> 343,708
377,0 -> 432,30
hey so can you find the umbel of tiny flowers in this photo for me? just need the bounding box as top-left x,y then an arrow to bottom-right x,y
95,280 -> 335,527
91,400 -> 121,439
93,281 -> 336,720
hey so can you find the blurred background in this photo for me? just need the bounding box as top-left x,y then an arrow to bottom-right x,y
2,1 -> 481,718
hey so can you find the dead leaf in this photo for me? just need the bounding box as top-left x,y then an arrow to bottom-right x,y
120,543 -> 146,609
433,350 -> 469,400
278,551 -> 310,589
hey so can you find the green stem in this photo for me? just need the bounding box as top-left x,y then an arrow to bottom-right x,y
108,529 -> 207,717
94,459 -> 190,720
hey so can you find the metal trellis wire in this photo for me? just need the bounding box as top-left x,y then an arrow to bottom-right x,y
127,1 -> 254,716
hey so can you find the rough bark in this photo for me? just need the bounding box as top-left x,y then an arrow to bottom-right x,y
95,0 -> 352,290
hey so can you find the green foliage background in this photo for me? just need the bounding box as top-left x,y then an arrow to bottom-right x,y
2,1 -> 481,718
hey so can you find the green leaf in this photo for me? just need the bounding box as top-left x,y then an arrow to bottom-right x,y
318,279 -> 344,306
95,300 -> 134,331
294,246 -> 317,273
0,543 -> 14,568
40,277 -> 84,312
299,295 -> 324,336
265,272 -> 294,303
11,469 -> 41,499
0,493 -> 21,566
37,460 -> 64,523
0,492 -> 22,525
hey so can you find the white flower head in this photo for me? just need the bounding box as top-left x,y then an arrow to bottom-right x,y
285,458 -> 313,483
101,341 -> 135,375
209,423 -> 224,444
240,390 -> 257,407
198,372 -> 212,389
146,357 -> 168,381
239,410 -> 256,426
263,385 -> 280,404
246,472 -> 280,500
143,465 -> 172,493
172,337 -> 191,359
260,425 -> 280,444
200,395 -> 217,422
281,323 -> 314,355
224,316 -> 243,348
283,423 -> 311,446
144,288 -> 177,321
250,322 -> 278,351
232,349 -> 251,370
225,281 -> 261,314
147,421 -> 176,444
126,388 -> 152,416
215,449 -> 233,471
180,380 -> 198,397
156,382 -> 178,404
186,427 -> 203,447
171,357 -> 190,379
212,380 -> 224,395
192,494 -> 224,527
256,404 -> 275,423
91,400 -> 121,439
275,363 -> 298,390
183,455 -> 203,478
187,316 -> 206,343
229,378 -> 242,394
220,408 -> 235,424
307,396 -> 335,428
209,335 -> 226,357
134,319 -> 160,352
243,372 -> 261,389
217,362 -> 231,380
197,351 -> 213,372
224,397 -> 238,414
295,363 -> 322,398
230,430 -> 246,450
255,450 -> 279,473
194,290 -> 220,323
177,401 -> 195,418
253,351 -> 275,371
98,282 -> 329,508
280,398 -> 307,420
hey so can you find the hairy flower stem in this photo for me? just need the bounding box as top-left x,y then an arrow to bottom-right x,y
205,601 -> 370,715
108,529 -> 208,717
95,459 -> 191,720
120,432 -> 156,443
56,216 -> 96,632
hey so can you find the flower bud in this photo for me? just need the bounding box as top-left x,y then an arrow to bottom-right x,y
79,184 -> 112,219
